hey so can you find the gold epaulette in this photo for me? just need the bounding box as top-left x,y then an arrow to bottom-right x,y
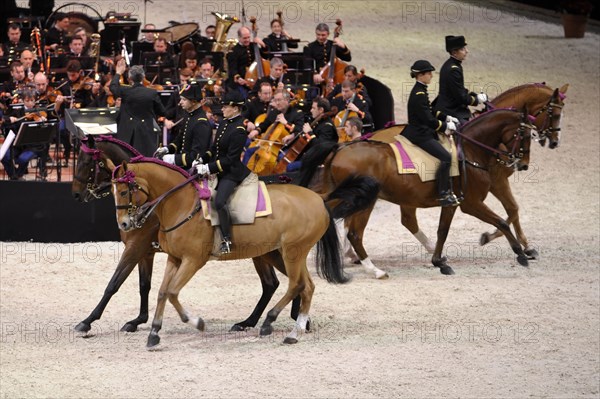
197,117 -> 208,121
416,91 -> 426,95
451,65 -> 460,69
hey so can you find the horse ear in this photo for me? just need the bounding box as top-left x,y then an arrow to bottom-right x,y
86,135 -> 95,148
105,158 -> 116,172
559,83 -> 569,94
120,160 -> 128,172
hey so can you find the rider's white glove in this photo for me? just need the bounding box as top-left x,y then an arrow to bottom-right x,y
162,154 -> 175,164
155,147 -> 168,157
445,121 -> 457,135
446,115 -> 459,125
196,164 -> 210,176
191,158 -> 203,169
477,93 -> 488,104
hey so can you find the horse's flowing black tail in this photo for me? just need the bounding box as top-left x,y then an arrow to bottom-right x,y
316,207 -> 348,284
295,142 -> 338,187
326,175 -> 380,219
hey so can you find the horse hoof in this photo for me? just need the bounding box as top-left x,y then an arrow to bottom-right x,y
352,259 -> 361,265
283,337 -> 298,344
525,248 -> 539,260
479,233 -> 491,246
230,323 -> 247,332
260,325 -> 273,336
440,266 -> 455,275
120,323 -> 138,333
517,254 -> 529,267
74,322 -> 91,333
375,270 -> 390,279
147,333 -> 160,349
196,318 -> 205,331
306,319 -> 311,333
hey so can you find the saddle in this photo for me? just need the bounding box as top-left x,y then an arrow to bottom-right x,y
389,134 -> 460,182
200,172 -> 272,226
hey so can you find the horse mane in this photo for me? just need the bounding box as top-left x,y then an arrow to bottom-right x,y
95,135 -> 142,157
460,107 -> 518,131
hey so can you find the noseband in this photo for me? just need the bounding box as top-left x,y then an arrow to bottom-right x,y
112,167 -> 151,229
533,97 -> 563,142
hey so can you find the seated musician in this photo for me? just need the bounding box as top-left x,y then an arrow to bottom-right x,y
197,58 -> 223,98
226,26 -> 266,98
73,27 -> 90,54
156,80 -> 212,168
146,38 -> 174,68
283,96 -> 338,172
304,23 -> 351,86
58,36 -> 94,70
344,116 -> 364,141
330,80 -> 373,133
19,50 -> 39,79
33,72 -> 51,105
194,91 -> 250,255
243,89 -> 303,165
248,57 -> 287,98
1,89 -> 50,180
88,75 -> 117,108
1,61 -> 27,105
401,60 -> 459,207
244,82 -> 273,134
263,18 -> 298,53
182,50 -> 201,77
1,24 -> 29,63
45,13 -> 69,53
326,65 -> 371,108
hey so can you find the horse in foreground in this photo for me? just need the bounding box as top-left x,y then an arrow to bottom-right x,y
337,83 -> 567,276
72,136 -> 310,334
110,157 -> 377,347
301,108 -> 536,275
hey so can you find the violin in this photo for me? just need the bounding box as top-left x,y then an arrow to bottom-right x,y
13,110 -> 48,123
72,76 -> 95,91
319,20 -> 348,97
143,76 -> 164,91
273,107 -> 338,174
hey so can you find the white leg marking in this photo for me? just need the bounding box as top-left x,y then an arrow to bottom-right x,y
414,229 -> 435,253
360,257 -> 389,279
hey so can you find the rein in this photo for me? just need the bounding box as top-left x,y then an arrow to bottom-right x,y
454,116 -> 535,169
533,98 -> 563,141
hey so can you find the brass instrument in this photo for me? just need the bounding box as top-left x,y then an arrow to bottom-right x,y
210,12 -> 240,52
89,33 -> 102,80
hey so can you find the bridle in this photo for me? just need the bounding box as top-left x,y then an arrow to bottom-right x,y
112,164 -> 210,232
532,95 -> 563,143
73,144 -> 112,199
455,114 -> 536,169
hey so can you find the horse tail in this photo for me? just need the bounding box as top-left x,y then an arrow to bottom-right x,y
326,175 -> 380,219
316,206 -> 348,284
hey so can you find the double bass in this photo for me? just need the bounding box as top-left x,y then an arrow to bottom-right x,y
244,17 -> 270,89
319,20 -> 348,98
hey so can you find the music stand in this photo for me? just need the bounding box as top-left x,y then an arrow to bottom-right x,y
13,121 -> 58,181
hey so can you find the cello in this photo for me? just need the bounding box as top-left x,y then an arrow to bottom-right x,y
334,92 -> 357,143
273,107 -> 337,174
319,20 -> 348,98
244,17 -> 270,90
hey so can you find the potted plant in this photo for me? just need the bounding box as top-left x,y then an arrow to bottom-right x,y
558,0 -> 594,38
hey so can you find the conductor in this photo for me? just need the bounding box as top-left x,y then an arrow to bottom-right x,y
110,59 -> 165,156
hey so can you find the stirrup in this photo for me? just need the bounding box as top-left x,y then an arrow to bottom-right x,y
439,192 -> 460,207
219,239 -> 232,254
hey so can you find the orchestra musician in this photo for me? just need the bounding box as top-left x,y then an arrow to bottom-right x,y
227,26 -> 265,96
19,50 -> 38,79
45,13 -> 69,53
1,24 -> 29,63
244,81 -> 273,132
110,59 -> 166,157
1,61 -> 28,104
57,36 -> 94,70
263,18 -> 298,54
344,116 -> 364,141
326,65 -> 371,107
1,89 -> 51,180
304,22 -> 351,85
330,80 -> 372,133
248,57 -> 287,98
181,50 -> 201,77
155,80 -> 212,168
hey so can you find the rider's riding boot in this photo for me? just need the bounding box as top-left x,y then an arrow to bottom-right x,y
218,205 -> 233,254
439,190 -> 460,207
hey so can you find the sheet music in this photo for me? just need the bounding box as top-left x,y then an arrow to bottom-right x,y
0,130 -> 16,160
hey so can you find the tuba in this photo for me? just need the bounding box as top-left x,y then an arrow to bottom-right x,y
211,12 -> 239,52
89,33 -> 102,80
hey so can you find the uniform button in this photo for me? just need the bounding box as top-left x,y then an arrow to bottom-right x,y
129,117 -> 132,120
142,119 -> 145,122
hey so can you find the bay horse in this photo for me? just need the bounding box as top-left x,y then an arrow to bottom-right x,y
301,108 -> 536,275
356,83 -> 568,271
109,157 -> 377,347
72,136 -> 314,334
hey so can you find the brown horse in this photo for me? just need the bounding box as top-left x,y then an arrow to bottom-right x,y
301,108 -> 536,275
71,136 -> 318,334
355,83 -> 568,272
109,157 -> 377,347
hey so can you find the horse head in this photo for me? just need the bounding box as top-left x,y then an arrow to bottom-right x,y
536,84 -> 568,149
111,161 -> 151,232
